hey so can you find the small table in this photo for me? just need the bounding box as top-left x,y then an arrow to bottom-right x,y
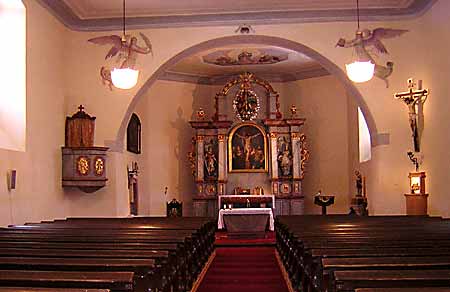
217,208 -> 274,232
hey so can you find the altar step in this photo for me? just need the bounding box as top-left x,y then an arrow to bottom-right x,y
215,231 -> 276,247
195,247 -> 290,292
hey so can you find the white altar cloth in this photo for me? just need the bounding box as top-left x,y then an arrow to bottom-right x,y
217,195 -> 275,210
217,208 -> 274,231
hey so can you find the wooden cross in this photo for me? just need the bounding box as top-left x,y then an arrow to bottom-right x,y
78,104 -> 85,112
394,79 -> 428,152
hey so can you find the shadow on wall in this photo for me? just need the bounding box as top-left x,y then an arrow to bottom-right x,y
170,106 -> 195,216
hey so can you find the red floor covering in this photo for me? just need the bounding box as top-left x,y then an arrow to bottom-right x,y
196,247 -> 290,292
215,231 -> 276,246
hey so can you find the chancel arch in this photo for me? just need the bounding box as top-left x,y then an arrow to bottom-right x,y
113,34 -> 382,215
114,35 -> 380,152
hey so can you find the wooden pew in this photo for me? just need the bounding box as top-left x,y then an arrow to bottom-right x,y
275,216 -> 450,292
355,288 -> 450,292
333,269 -> 450,292
0,270 -> 134,292
1,217 -> 215,292
0,289 -> 109,292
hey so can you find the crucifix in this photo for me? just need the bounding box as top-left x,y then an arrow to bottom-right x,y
394,79 -> 428,152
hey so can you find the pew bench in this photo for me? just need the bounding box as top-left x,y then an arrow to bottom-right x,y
0,270 -> 134,292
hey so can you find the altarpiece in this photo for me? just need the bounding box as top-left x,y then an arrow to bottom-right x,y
189,73 -> 309,217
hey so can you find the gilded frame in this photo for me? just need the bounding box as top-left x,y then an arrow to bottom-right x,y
228,122 -> 268,173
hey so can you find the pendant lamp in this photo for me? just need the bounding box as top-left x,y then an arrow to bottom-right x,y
346,0 -> 374,83
111,0 -> 139,89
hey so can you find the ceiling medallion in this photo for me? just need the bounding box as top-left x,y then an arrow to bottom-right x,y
233,74 -> 260,121
203,49 -> 288,67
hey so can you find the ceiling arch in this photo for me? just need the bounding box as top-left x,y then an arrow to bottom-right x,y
111,35 -> 383,152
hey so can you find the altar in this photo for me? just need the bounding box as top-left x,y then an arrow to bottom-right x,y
189,72 -> 309,218
218,195 -> 275,210
217,208 -> 275,233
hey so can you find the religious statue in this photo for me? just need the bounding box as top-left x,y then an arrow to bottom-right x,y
395,79 -> 429,152
336,28 -> 408,87
355,170 -> 363,197
88,33 -> 152,90
204,140 -> 218,178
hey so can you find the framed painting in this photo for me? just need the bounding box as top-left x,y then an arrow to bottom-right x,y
228,122 -> 268,172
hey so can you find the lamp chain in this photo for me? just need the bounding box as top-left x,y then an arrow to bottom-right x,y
122,0 -> 126,40
356,0 -> 360,30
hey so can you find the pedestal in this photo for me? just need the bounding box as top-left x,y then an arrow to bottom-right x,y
404,193 -> 429,215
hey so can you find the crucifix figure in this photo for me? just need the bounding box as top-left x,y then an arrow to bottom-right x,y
394,79 -> 428,152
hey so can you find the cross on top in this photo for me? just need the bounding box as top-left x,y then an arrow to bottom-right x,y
78,105 -> 85,112
394,79 -> 428,105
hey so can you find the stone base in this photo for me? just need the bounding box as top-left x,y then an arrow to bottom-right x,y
404,193 -> 429,215
193,197 -> 218,217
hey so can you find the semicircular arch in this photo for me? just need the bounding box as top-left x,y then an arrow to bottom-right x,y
113,35 -> 379,150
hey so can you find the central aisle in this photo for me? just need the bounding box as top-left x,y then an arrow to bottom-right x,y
196,247 -> 290,292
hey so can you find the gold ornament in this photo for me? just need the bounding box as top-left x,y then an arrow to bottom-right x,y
77,157 -> 90,175
94,158 -> 104,176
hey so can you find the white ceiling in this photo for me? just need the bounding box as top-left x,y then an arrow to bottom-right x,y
63,0 -> 415,19
38,0 -> 435,31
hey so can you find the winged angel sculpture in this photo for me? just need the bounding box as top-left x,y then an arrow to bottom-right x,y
336,28 -> 408,87
88,33 -> 152,90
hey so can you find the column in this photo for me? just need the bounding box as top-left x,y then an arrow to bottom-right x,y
217,131 -> 227,196
196,133 -> 205,196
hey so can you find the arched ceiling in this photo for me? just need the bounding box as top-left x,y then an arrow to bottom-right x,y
162,44 -> 329,84
37,0 -> 436,31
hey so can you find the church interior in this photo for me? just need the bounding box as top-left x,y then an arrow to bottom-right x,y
1,0 -> 450,291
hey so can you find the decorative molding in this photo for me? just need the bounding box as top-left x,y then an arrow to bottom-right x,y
37,0 -> 436,31
159,67 -> 330,85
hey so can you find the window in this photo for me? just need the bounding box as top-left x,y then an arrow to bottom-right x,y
0,0 -> 26,151
358,107 -> 371,162
127,113 -> 141,154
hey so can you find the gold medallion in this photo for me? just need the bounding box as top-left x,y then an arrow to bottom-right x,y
94,158 -> 104,176
77,157 -> 89,175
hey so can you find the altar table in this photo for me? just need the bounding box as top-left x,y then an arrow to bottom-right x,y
217,208 -> 274,231
218,195 -> 275,210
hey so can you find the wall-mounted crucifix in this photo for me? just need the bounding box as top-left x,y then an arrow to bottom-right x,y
394,78 -> 429,152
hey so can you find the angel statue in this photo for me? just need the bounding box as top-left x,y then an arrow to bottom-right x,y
88,33 -> 153,90
336,28 -> 408,87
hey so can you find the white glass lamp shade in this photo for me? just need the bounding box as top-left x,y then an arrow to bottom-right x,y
111,67 -> 139,89
345,61 -> 375,83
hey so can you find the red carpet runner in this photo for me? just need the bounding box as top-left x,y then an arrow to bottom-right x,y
196,247 -> 290,292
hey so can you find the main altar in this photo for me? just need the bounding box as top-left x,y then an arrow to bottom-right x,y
189,72 -> 309,218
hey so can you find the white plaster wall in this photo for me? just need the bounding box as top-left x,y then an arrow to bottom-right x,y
60,0 -> 450,216
284,76 -> 356,214
0,0 -> 67,226
2,1 -> 450,226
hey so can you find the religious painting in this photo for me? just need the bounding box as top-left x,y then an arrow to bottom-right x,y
228,123 -> 268,172
127,113 -> 141,154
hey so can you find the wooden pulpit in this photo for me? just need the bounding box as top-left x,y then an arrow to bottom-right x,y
62,105 -> 108,193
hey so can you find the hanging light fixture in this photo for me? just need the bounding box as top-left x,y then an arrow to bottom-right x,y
111,0 -> 139,89
345,0 -> 374,83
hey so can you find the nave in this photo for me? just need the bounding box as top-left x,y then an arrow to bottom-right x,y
1,215 -> 450,292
